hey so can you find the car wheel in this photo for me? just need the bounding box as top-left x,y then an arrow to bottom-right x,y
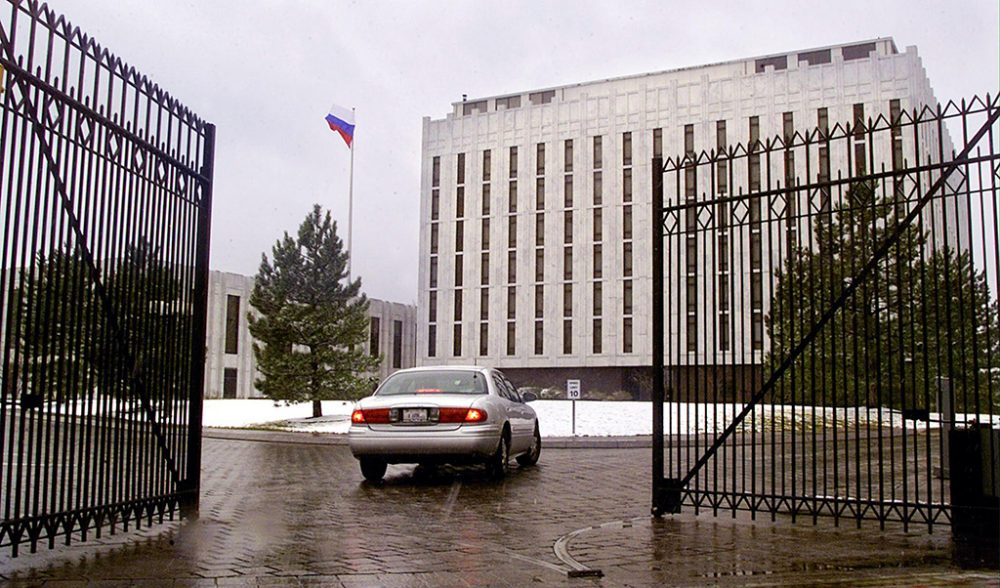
488,431 -> 510,480
516,424 -> 541,467
359,458 -> 387,482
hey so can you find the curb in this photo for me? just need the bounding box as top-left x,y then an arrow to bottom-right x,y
202,427 -> 653,448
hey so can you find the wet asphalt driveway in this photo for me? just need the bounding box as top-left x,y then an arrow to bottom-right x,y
1,435 -> 994,587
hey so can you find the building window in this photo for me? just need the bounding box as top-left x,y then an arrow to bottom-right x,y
496,95 -> 521,110
508,215 -> 517,248
536,143 -> 545,175
455,220 -> 464,252
454,254 -> 463,287
593,281 -> 602,316
563,319 -> 572,355
623,280 -> 633,315
507,286 -> 516,319
432,156 -> 440,187
534,321 -> 544,355
483,149 -> 492,182
225,294 -> 240,354
593,319 -> 602,354
842,42 -> 876,61
457,152 -> 466,185
462,100 -> 488,115
428,324 -> 437,358
481,252 -> 489,286
623,206 -> 632,240
509,146 -> 518,178
853,103 -> 867,175
369,317 -> 380,357
653,128 -> 662,159
754,55 -> 788,73
429,291 -> 437,322
430,223 -> 439,254
482,183 -> 491,216
798,48 -> 831,66
453,289 -> 463,321
593,244 -> 603,279
506,322 -> 516,355
623,242 -> 632,277
623,168 -> 632,203
529,90 -> 555,105
564,139 -> 573,172
481,218 -> 490,250
564,211 -> 573,244
535,177 -> 545,210
564,174 -> 573,208
508,181 -> 517,213
479,322 -> 489,355
456,186 -> 465,218
563,283 -> 572,317
593,171 -> 602,205
453,323 -> 462,356
392,320 -> 403,369
622,132 -> 632,166
534,285 -> 544,318
535,248 -> 544,282
429,257 -> 438,288
507,250 -> 516,283
623,317 -> 632,354
535,213 -> 545,246
593,135 -> 603,169
593,208 -> 603,242
223,368 -> 238,399
480,287 -> 489,320
431,189 -> 440,221
564,246 -> 573,280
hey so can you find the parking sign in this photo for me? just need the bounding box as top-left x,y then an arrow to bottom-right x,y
566,379 -> 581,400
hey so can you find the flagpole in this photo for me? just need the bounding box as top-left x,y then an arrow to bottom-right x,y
347,107 -> 355,284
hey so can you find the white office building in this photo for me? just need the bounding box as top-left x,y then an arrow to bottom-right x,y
418,38 -> 954,398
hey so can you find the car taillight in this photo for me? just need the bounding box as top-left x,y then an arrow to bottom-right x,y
353,408 -> 390,424
439,407 -> 487,423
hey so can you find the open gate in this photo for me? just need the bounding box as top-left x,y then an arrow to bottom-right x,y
0,1 -> 214,555
651,95 -> 999,538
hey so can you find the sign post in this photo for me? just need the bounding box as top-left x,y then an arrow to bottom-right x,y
567,379 -> 581,437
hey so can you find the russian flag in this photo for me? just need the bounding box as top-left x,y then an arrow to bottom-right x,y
325,103 -> 355,148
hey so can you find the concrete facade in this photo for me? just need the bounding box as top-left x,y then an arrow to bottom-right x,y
418,38 -> 954,396
203,270 -> 416,399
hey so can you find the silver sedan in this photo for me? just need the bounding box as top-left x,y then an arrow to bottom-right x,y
348,366 -> 541,481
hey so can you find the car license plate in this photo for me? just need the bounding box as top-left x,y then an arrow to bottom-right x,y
402,409 -> 428,423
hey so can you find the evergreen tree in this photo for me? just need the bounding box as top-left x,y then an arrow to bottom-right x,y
11,246 -> 99,402
766,180 -> 1000,412
248,205 -> 379,417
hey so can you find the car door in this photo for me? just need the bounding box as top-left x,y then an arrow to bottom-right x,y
498,372 -> 533,453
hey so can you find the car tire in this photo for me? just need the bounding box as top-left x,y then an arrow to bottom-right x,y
487,431 -> 510,480
516,424 -> 541,467
359,458 -> 387,482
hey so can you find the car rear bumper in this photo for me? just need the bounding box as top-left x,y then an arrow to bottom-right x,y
348,423 -> 500,463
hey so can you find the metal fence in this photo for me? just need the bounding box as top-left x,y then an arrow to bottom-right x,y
0,1 -> 214,555
651,95 -> 999,534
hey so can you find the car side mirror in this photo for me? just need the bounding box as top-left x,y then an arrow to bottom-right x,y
521,391 -> 537,403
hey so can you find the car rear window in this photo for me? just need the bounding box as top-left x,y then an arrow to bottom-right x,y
376,371 -> 487,396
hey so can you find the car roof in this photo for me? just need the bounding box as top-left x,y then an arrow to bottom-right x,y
391,365 -> 493,374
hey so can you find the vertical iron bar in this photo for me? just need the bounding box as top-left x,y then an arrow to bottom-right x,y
183,122 -> 214,514
651,156 -> 666,515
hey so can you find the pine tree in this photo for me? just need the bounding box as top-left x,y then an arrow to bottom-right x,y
766,180 -> 1000,412
248,205 -> 379,417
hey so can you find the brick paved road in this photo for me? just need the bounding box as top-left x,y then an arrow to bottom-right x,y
1,435 -> 995,587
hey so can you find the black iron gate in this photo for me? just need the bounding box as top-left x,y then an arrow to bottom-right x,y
0,1 -> 214,555
651,95 -> 999,535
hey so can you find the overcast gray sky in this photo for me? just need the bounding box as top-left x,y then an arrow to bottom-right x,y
64,0 -> 999,304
